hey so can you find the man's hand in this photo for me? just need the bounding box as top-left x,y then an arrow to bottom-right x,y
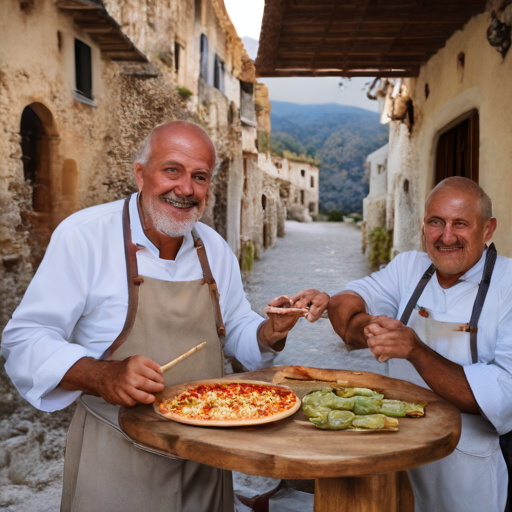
59,355 -> 165,407
364,316 -> 423,363
288,288 -> 330,322
258,290 -> 330,351
363,316 -> 479,413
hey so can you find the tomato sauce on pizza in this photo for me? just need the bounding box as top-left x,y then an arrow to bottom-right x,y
159,382 -> 298,421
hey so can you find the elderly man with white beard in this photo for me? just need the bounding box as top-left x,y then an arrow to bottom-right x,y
2,121 -> 311,512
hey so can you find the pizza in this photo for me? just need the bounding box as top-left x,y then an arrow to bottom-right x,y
158,381 -> 300,425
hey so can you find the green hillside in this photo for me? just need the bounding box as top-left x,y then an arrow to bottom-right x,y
270,101 -> 388,214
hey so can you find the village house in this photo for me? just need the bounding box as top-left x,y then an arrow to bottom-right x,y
0,0 -> 283,331
272,154 -> 319,223
360,2 -> 512,262
361,143 -> 389,266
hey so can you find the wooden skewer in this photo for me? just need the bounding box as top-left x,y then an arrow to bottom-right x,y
160,342 -> 207,373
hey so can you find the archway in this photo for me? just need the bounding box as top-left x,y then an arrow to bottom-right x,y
19,103 -> 59,270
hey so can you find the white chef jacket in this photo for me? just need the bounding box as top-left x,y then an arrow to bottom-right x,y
344,249 -> 512,437
2,194 -> 274,412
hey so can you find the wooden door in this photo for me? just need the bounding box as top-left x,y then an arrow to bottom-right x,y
435,110 -> 479,184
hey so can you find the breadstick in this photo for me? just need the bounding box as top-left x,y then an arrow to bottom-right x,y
160,342 -> 207,373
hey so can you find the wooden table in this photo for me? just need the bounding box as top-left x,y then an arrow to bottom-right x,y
119,366 -> 461,512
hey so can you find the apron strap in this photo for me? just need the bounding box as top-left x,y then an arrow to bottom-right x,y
192,229 -> 226,339
101,197 -> 141,360
399,264 -> 436,325
468,243 -> 498,364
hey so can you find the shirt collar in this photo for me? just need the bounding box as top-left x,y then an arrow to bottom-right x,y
128,192 -> 194,261
458,247 -> 487,284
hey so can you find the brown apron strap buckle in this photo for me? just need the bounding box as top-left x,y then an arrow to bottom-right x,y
133,276 -> 144,286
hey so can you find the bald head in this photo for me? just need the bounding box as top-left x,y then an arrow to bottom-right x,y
134,121 -> 217,170
425,177 -> 492,222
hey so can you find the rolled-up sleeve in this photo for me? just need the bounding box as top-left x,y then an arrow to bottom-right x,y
219,252 -> 275,370
2,226 -> 91,412
465,303 -> 512,435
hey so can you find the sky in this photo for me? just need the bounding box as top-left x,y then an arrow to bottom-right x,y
223,0 -> 378,112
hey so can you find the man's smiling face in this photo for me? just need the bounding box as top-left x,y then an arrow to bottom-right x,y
134,123 -> 216,238
423,187 -> 496,278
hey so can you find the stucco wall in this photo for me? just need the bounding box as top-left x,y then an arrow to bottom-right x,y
387,9 -> 512,256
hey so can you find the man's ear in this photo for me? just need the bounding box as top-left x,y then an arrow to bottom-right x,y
421,220 -> 426,252
134,163 -> 145,190
484,217 -> 497,243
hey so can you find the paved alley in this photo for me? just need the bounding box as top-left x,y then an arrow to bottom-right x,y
244,220 -> 389,375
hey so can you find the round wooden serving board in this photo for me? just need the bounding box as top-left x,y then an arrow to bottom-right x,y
153,379 -> 301,427
119,366 -> 461,480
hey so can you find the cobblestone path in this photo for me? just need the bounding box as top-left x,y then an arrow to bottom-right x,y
244,221 -> 389,375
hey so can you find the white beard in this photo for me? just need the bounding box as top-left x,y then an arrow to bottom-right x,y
143,193 -> 205,238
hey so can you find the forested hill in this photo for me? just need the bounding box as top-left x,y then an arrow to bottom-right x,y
270,101 -> 388,214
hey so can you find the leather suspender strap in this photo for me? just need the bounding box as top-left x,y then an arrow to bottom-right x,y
101,197 -> 141,360
399,264 -> 436,325
468,243 -> 497,364
192,229 -> 226,339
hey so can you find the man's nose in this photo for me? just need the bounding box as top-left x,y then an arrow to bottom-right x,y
440,224 -> 458,245
174,174 -> 194,197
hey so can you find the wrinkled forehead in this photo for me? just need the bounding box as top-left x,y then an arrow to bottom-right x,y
150,126 -> 217,168
424,187 -> 479,217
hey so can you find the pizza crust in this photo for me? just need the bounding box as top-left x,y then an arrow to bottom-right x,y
264,306 -> 309,316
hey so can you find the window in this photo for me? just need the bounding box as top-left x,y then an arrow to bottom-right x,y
214,54 -> 225,92
174,42 -> 181,73
240,81 -> 256,125
377,164 -> 384,175
200,34 -> 208,80
75,39 -> 92,99
195,0 -> 202,21
300,190 -> 304,205
310,176 -> 314,188
435,110 -> 479,184
301,169 -> 305,177
275,161 -> 282,169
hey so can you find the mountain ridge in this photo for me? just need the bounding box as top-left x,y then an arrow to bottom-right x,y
270,100 -> 387,214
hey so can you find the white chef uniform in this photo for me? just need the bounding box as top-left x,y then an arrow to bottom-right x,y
345,249 -> 512,512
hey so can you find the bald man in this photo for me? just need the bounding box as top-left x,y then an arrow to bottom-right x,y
291,177 -> 510,511
2,122 -> 301,512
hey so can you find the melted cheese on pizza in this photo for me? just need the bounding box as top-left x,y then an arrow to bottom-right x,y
159,382 -> 297,421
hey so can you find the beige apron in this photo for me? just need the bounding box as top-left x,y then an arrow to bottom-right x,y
61,197 -> 234,512
390,246 -> 507,512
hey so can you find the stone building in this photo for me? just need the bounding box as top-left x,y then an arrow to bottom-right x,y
0,0 -> 280,331
361,144 -> 389,263
272,155 -> 319,223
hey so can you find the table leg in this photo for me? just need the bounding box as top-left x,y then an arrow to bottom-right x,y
314,472 -> 414,512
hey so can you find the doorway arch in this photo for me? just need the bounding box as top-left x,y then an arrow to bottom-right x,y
19,102 -> 59,270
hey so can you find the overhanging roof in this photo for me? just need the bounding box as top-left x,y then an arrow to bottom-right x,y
57,0 -> 148,63
256,0 -> 488,78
